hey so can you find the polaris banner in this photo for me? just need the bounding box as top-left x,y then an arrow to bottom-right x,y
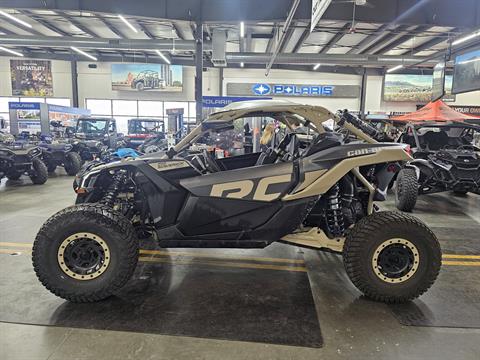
227,83 -> 360,98
202,96 -> 271,108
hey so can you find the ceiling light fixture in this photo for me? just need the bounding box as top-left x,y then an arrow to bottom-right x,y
386,64 -> 404,73
70,46 -> 97,61
0,10 -> 32,28
452,30 -> 480,46
240,22 -> 245,38
313,63 -> 321,70
0,46 -> 24,57
118,15 -> 138,33
240,62 -> 244,68
155,50 -> 171,64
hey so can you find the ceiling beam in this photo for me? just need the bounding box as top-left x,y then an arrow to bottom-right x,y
319,22 -> 351,54
136,21 -> 156,39
347,24 -> 391,54
56,12 -> 99,37
364,24 -> 413,54
98,17 -> 125,38
292,24 -> 310,53
19,10 -> 71,36
265,23 -> 278,54
0,34 -> 210,51
376,25 -> 433,54
408,28 -> 459,54
1,0 -> 479,27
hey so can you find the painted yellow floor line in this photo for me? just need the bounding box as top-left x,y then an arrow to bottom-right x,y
138,256 -> 307,272
139,249 -> 305,264
442,254 -> 480,260
442,260 -> 480,266
0,242 -> 304,264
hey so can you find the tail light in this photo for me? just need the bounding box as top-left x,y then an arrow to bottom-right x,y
404,145 -> 412,156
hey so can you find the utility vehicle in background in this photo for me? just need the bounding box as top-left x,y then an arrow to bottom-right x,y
125,118 -> 164,149
395,122 -> 480,211
72,117 -> 119,161
0,142 -> 48,184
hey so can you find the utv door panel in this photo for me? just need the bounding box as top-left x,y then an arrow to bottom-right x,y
179,161 -> 295,201
177,196 -> 281,236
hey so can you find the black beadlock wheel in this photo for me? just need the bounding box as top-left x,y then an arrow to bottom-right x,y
64,152 -> 82,176
395,168 -> 418,212
32,203 -> 139,302
30,158 -> 48,185
343,211 -> 441,304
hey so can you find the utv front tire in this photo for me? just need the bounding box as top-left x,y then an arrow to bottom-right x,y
343,211 -> 441,303
395,168 -> 418,212
30,158 -> 48,185
32,203 -> 139,302
64,152 -> 82,176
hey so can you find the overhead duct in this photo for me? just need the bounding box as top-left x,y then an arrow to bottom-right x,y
211,29 -> 227,67
0,34 -> 211,51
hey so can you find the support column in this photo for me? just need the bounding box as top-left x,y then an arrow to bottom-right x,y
71,60 -> 79,107
359,68 -> 368,119
219,67 -> 224,96
195,20 -> 203,124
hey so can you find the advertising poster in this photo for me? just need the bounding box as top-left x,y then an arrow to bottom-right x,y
383,74 -> 455,102
10,60 -> 53,96
111,63 -> 183,92
452,48 -> 480,94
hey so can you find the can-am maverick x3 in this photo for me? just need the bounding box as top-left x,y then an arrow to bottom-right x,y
33,100 -> 441,304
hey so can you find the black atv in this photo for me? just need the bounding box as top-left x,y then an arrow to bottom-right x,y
39,141 -> 82,176
395,122 -> 480,211
33,101 -> 441,305
0,142 -> 48,184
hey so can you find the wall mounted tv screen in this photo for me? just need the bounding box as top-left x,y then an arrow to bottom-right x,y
452,48 -> 480,94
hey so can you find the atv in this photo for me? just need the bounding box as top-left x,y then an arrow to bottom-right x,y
33,100 -> 441,304
0,142 -> 48,184
39,140 -> 82,176
395,122 -> 480,211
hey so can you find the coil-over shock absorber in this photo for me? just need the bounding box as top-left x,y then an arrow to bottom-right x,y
325,184 -> 345,238
101,170 -> 128,207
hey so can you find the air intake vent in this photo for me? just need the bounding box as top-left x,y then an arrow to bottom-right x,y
212,29 -> 227,67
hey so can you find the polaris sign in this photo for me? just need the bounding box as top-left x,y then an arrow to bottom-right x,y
227,82 -> 360,98
252,83 -> 334,96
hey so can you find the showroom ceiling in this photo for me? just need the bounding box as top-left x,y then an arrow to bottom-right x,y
0,0 -> 479,73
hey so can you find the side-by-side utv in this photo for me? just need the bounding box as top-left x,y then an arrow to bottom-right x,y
33,100 -> 441,304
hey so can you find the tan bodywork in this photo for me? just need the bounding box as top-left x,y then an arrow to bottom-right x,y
171,100 -> 413,252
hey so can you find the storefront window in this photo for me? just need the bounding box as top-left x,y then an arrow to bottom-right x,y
85,99 -> 112,116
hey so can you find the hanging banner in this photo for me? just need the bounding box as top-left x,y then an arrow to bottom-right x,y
311,0 -> 332,32
111,63 -> 183,92
10,60 -> 53,97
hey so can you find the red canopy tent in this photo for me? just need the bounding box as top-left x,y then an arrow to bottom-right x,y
390,100 -> 480,123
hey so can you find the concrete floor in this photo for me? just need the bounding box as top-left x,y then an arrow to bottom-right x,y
1,172 -> 480,360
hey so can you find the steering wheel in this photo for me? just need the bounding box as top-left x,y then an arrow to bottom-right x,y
202,149 -> 222,173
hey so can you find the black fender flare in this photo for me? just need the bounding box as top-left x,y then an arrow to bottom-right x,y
404,159 -> 434,179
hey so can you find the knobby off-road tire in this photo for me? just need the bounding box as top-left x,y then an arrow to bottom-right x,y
6,171 -> 22,180
343,211 -> 441,303
47,161 -> 57,173
395,168 -> 418,212
30,158 -> 48,185
33,203 -> 139,302
64,151 -> 82,176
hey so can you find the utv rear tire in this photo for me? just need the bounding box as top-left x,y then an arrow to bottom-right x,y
395,168 -> 418,212
64,152 -> 82,176
30,158 -> 48,185
343,211 -> 441,303
32,203 -> 139,303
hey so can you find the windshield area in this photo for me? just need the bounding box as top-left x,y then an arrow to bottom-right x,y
128,120 -> 163,134
76,119 -> 108,135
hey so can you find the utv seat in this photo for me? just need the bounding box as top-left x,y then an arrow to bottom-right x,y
423,131 -> 449,151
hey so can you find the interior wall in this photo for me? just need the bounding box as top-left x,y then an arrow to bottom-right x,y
0,56 -> 479,113
0,57 -> 72,100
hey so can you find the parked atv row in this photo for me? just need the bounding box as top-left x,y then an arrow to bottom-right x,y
0,142 -> 48,185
